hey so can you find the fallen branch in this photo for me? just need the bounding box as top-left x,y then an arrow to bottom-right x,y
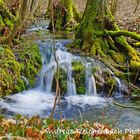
113,100 -> 140,111
130,83 -> 140,92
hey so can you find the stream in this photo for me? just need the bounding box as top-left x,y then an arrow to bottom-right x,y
0,20 -> 140,130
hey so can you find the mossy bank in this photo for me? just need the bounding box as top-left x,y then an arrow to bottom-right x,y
0,38 -> 42,97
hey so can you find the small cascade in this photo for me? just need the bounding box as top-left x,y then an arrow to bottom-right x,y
36,40 -> 98,96
67,64 -> 77,96
36,41 -> 77,96
85,63 -> 97,96
114,77 -> 122,94
107,68 -> 123,97
20,76 -> 30,88
44,63 -> 57,93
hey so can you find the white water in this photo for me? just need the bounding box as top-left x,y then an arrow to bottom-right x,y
0,89 -> 109,117
85,63 -> 97,96
0,39 -> 108,117
20,76 -> 30,88
106,68 -> 123,96
36,40 -> 97,96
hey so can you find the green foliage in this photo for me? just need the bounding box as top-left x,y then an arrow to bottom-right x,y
108,50 -> 125,64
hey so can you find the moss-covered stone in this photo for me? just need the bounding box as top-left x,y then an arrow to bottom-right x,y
14,39 -> 42,86
0,47 -> 23,97
52,68 -> 67,95
72,61 -> 85,94
103,70 -> 117,95
0,39 -> 42,98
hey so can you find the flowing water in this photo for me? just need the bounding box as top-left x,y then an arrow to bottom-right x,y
0,39 -> 104,117
0,22 -> 140,130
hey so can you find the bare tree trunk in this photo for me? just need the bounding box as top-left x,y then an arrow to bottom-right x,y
30,0 -> 40,16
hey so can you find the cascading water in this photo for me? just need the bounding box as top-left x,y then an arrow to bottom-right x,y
85,63 -> 97,96
20,76 -> 30,88
37,41 -> 77,95
114,77 -> 122,94
106,68 -> 123,97
1,23 -> 140,130
67,64 -> 77,96
0,39 -> 104,117
36,40 -> 98,96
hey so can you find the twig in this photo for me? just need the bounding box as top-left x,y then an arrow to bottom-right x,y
49,0 -> 62,127
133,69 -> 140,84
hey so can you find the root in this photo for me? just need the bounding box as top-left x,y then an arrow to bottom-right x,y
134,42 -> 140,48
105,30 -> 140,41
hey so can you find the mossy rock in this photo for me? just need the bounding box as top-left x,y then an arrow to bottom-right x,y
0,47 -> 24,97
0,39 -> 42,97
103,70 -> 117,95
72,61 -> 85,94
93,66 -> 105,93
14,39 -> 42,86
52,68 -> 67,95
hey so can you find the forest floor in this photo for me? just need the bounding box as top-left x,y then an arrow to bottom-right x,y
116,0 -> 140,33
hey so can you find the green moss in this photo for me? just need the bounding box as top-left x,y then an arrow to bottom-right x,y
52,68 -> 67,94
0,48 -> 22,97
72,61 -> 85,94
14,39 -> 42,86
59,68 -> 67,94
4,18 -> 14,29
105,77 -> 117,95
0,39 -> 42,97
108,50 -> 125,64
0,15 -> 5,32
14,78 -> 25,93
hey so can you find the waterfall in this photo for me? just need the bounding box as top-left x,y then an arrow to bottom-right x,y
67,64 -> 76,96
20,76 -> 30,88
44,63 -> 57,93
107,69 -> 122,93
34,40 -> 97,96
114,77 -> 122,94
36,41 -> 77,96
85,63 -> 97,96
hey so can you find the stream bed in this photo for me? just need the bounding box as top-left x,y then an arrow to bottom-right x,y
0,20 -> 140,131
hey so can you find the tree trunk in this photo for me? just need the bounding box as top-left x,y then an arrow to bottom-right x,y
48,0 -> 81,31
75,0 -> 140,76
1,0 -> 28,44
30,0 -> 40,16
0,0 -> 40,44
